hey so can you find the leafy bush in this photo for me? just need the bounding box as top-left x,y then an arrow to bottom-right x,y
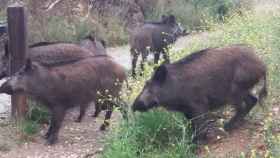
26,100 -> 50,124
18,100 -> 50,137
28,14 -> 128,46
20,120 -> 40,136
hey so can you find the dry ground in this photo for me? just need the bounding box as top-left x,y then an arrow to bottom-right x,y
0,106 -> 122,158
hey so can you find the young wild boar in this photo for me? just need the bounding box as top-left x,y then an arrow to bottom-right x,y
132,44 -> 267,140
130,15 -> 187,78
0,56 -> 126,145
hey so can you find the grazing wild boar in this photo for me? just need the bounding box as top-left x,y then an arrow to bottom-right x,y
0,56 -> 127,145
130,14 -> 187,78
132,44 -> 267,140
0,36 -> 106,79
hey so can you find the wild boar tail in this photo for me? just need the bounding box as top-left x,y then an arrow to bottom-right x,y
258,74 -> 268,107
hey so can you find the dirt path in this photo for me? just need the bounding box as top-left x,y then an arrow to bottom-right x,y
198,119 -> 266,158
0,106 -> 122,158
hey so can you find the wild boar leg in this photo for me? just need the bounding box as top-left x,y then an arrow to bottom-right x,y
154,53 -> 160,65
162,49 -> 170,64
131,49 -> 139,78
140,52 -> 148,76
92,103 -> 102,118
46,107 -> 66,145
225,93 -> 258,131
75,104 -> 90,122
243,94 -> 258,113
100,101 -> 114,130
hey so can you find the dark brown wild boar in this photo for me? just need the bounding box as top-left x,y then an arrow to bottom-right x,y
132,44 -> 267,141
130,15 -> 187,78
0,56 -> 126,145
0,36 -> 106,79
0,43 -> 93,78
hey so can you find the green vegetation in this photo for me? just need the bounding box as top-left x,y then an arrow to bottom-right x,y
29,15 -> 128,46
20,100 -> 50,136
264,115 -> 280,157
144,0 -> 252,31
102,110 -> 196,158
102,5 -> 280,158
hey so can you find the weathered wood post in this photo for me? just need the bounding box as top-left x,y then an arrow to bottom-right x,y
7,4 -> 28,119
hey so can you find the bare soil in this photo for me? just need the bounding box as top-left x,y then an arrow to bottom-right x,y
0,106 -> 122,158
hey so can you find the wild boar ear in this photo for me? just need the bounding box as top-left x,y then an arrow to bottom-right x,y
153,64 -> 167,84
24,58 -> 33,71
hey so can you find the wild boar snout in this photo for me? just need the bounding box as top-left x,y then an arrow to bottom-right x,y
132,99 -> 158,112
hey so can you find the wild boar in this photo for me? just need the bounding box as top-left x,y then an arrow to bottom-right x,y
132,44 -> 267,140
0,56 -> 126,145
0,35 -> 106,79
130,14 -> 187,78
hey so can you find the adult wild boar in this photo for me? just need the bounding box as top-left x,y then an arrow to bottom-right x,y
0,56 -> 126,145
130,15 -> 187,77
132,44 -> 267,140
0,36 -> 106,79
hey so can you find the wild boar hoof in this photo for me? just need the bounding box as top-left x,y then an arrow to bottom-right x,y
100,124 -> 107,131
74,118 -> 82,123
45,135 -> 58,145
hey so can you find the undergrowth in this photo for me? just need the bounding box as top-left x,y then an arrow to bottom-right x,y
102,5 -> 280,158
102,110 -> 196,158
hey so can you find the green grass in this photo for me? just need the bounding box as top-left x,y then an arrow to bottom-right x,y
19,100 -> 50,136
144,0 -> 252,31
102,5 -> 280,158
102,110 -> 196,158
264,116 -> 280,158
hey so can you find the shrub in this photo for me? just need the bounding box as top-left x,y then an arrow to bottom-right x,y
18,99 -> 50,137
144,0 -> 254,31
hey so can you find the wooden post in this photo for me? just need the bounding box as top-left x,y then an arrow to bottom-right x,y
7,4 -> 28,119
